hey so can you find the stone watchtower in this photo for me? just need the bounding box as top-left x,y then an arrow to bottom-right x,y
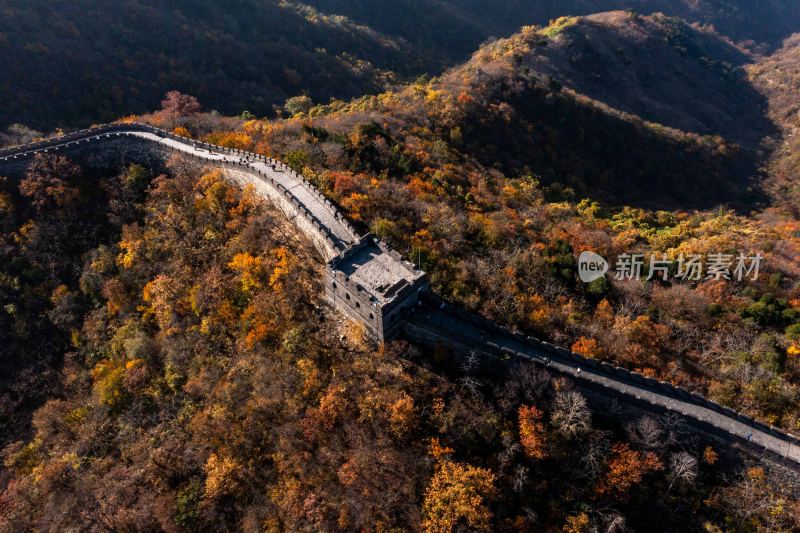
325,235 -> 429,341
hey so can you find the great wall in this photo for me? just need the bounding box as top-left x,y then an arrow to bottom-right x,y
1,122 -> 799,472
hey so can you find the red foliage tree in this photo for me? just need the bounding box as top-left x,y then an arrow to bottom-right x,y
160,91 -> 202,123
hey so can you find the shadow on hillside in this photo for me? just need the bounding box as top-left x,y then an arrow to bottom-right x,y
525,14 -> 780,150
459,75 -> 773,211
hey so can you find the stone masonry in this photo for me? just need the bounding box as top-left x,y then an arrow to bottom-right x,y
325,235 -> 429,341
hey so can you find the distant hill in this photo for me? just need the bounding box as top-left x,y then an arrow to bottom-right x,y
748,35 -> 800,211
490,12 -> 775,147
423,13 -> 773,207
306,0 -> 800,55
0,0 -> 426,130
1,0 -> 799,131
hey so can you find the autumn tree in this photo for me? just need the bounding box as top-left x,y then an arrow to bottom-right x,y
160,91 -> 202,127
595,443 -> 663,499
518,405 -> 547,460
388,393 -> 416,437
19,153 -> 81,211
203,452 -> 243,500
422,461 -> 496,533
563,512 -> 590,533
571,337 -> 602,359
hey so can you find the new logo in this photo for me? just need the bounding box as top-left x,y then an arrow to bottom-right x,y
578,251 -> 609,283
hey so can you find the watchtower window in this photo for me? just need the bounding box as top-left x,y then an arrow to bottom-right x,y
332,282 -> 337,288
355,302 -> 361,308
346,293 -> 351,300
369,313 -> 374,320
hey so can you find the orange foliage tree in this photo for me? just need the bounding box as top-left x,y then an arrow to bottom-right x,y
595,443 -> 663,499
571,337 -> 602,359
518,405 -> 547,460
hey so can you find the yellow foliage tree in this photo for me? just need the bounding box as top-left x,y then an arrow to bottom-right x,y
594,299 -> 614,325
563,512 -> 590,533
240,302 -> 278,349
204,453 -> 242,500
116,225 -> 143,269
422,461 -> 495,533
341,192 -> 371,221
571,337 -> 602,359
703,446 -> 719,465
524,293 -> 551,329
91,359 -> 127,410
228,252 -> 265,296
204,131 -> 253,150
388,393 -> 416,437
195,170 -> 233,216
269,247 -> 291,291
142,275 -> 178,332
428,437 -> 454,461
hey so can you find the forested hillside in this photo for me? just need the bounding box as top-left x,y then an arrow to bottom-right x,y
424,13 -> 767,208
748,34 -> 800,211
0,0 -> 418,130
306,0 -> 800,54
495,12 -> 773,146
2,1 -> 800,531
2,0 -> 799,131
0,154 -> 797,531
160,14 -> 800,438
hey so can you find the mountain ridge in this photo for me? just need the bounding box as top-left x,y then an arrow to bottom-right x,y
2,0 -> 799,131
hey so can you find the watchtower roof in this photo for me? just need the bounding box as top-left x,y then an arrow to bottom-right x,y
329,235 -> 426,306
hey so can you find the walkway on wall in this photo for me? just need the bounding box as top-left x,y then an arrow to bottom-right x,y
134,131 -> 359,249
405,299 -> 800,470
0,123 -> 360,259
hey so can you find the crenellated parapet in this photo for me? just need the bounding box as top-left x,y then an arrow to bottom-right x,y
0,122 -> 358,260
